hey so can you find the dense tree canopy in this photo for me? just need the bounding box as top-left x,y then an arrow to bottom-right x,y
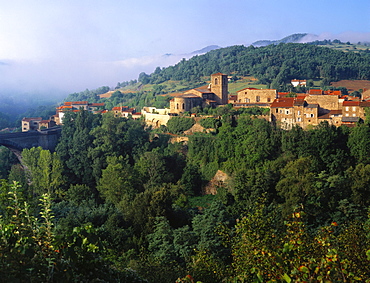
1,104 -> 370,282
146,43 -> 370,86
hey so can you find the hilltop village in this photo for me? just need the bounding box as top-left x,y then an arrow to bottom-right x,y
22,72 -> 370,131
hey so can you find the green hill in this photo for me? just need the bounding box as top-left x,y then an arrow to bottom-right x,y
65,42 -> 370,109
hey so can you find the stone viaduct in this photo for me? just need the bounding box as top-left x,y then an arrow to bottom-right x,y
0,127 -> 62,159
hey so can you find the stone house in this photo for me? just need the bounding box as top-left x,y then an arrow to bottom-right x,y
22,117 -> 42,132
237,88 -> 277,103
291,79 -> 307,87
56,101 -> 106,124
270,97 -> 319,129
21,117 -> 56,132
39,119 -> 56,130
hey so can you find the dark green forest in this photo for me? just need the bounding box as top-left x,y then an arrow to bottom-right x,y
1,109 -> 370,282
142,43 -> 370,87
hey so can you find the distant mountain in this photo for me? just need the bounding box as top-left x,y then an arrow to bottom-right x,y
252,33 -> 309,47
190,45 -> 221,55
162,45 -> 221,59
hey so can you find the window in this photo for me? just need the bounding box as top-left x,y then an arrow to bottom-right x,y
182,103 -> 185,110
276,109 -> 279,113
245,98 -> 250,103
297,110 -> 301,116
176,103 -> 179,109
297,117 -> 301,122
345,107 -> 349,111
214,78 -> 218,85
310,113 -> 314,118
267,98 -> 271,102
352,107 -> 356,111
345,113 -> 349,116
280,110 -> 283,114
256,96 -> 260,102
285,110 -> 290,114
353,113 -> 356,117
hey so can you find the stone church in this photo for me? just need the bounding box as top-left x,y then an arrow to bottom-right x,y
169,73 -> 228,114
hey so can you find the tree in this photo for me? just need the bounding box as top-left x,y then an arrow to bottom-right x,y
147,217 -> 176,264
0,146 -> 18,179
348,123 -> 370,165
56,110 -> 100,185
167,117 -> 195,135
89,112 -> 149,181
22,147 -> 64,197
134,150 -> 170,188
97,156 -> 140,205
179,163 -> 203,196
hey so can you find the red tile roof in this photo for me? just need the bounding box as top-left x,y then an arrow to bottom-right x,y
360,101 -> 370,107
22,117 -> 42,122
112,106 -> 129,111
71,101 -> 88,105
324,90 -> 341,96
309,89 -> 323,95
89,103 -> 105,107
238,87 -> 259,92
343,101 -> 360,106
270,97 -> 295,108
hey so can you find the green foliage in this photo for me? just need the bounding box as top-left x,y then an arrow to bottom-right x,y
231,205 -> 370,282
167,117 -> 195,134
139,43 -> 370,86
199,117 -> 219,129
22,147 -> 64,197
4,99 -> 370,281
97,156 -> 140,205
56,110 -> 100,185
0,146 -> 18,179
89,112 -> 149,180
348,123 -> 370,165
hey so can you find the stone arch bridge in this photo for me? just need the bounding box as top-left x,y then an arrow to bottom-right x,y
0,127 -> 62,159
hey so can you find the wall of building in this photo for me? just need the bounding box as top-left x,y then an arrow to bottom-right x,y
236,89 -> 277,104
170,96 -> 203,114
305,95 -> 340,111
142,107 -> 171,128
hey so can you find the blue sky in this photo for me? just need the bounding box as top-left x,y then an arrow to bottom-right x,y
0,0 -> 369,96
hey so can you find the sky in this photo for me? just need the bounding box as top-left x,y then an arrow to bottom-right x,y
0,0 -> 369,99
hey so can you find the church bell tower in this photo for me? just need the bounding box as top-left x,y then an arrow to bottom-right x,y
210,73 -> 228,105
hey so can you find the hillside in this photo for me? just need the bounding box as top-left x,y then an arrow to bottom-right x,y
62,39 -> 370,112
139,43 -> 370,88
252,33 -> 308,46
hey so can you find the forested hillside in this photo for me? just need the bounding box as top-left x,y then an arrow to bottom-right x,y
63,43 -> 370,111
143,43 -> 370,87
1,109 -> 370,282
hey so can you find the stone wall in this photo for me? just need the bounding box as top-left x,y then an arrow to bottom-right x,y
305,95 -> 340,111
236,89 -> 277,104
142,107 -> 171,128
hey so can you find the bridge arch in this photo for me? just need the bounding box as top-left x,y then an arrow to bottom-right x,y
0,127 -> 62,161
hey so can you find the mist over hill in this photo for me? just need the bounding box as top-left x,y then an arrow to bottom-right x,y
252,33 -> 309,46
2,32 -> 370,127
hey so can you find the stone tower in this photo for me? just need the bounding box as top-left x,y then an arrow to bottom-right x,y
210,73 -> 228,105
